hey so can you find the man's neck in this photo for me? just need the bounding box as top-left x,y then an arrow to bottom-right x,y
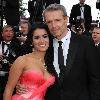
3,40 -> 11,44
79,3 -> 85,6
56,28 -> 68,40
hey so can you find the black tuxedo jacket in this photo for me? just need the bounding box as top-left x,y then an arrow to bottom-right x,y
69,3 -> 92,31
7,38 -> 21,64
28,0 -> 44,22
96,44 -> 100,58
0,38 -> 21,71
45,32 -> 100,100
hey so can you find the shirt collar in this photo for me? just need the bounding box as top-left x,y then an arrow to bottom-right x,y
54,28 -> 71,43
3,41 -> 11,45
95,42 -> 100,46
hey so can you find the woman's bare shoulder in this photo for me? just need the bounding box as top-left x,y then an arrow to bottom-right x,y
12,54 -> 30,66
16,55 -> 26,62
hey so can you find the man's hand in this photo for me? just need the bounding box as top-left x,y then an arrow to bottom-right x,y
16,83 -> 28,94
17,36 -> 27,43
0,54 -> 5,61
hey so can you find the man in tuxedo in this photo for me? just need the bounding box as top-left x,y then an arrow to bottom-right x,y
45,0 -> 60,8
16,4 -> 100,100
43,4 -> 100,100
28,0 -> 44,24
69,0 -> 92,32
28,0 -> 60,25
4,0 -> 20,26
0,25 -> 21,99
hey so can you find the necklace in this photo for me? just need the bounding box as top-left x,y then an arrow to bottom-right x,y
33,56 -> 47,70
43,63 -> 47,71
32,52 -> 47,70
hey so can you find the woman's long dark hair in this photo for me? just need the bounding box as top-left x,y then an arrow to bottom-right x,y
25,22 -> 53,72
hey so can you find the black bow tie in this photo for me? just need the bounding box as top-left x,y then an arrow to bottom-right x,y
95,43 -> 100,47
2,41 -> 10,47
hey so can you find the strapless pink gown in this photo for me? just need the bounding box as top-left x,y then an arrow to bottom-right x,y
12,70 -> 55,100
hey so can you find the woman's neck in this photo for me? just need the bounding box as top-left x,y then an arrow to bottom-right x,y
32,50 -> 46,63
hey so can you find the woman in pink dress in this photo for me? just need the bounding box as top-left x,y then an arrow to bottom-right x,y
3,23 -> 55,100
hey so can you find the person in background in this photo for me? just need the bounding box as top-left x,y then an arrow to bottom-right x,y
69,0 -> 92,32
70,19 -> 85,35
0,25 -> 21,100
16,4 -> 100,100
70,19 -> 91,37
28,0 -> 45,24
92,26 -> 100,56
3,23 -> 55,100
16,21 -> 32,56
17,21 -> 31,45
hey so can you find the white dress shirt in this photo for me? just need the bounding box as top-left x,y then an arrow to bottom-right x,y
53,29 -> 71,75
0,41 -> 11,56
80,6 -> 84,19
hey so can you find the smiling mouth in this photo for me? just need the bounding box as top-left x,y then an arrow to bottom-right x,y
39,44 -> 46,47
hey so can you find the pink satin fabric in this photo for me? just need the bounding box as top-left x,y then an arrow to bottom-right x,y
12,70 -> 55,100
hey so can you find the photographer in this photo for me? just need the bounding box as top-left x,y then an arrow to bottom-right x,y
69,0 -> 92,32
71,19 -> 91,37
16,21 -> 31,45
0,25 -> 21,100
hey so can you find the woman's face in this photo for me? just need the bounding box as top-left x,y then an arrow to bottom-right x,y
32,28 -> 49,52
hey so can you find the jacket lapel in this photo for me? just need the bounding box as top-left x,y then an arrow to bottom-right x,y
65,32 -> 79,75
47,33 -> 79,84
46,36 -> 56,74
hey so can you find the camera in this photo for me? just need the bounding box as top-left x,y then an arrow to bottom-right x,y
1,58 -> 9,64
1,55 -> 9,65
13,26 -> 21,37
0,56 -> 10,71
75,18 -> 85,33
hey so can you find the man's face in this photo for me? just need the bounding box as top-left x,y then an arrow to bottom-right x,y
92,28 -> 100,43
20,23 -> 29,35
2,27 -> 14,42
44,10 -> 68,39
79,0 -> 85,4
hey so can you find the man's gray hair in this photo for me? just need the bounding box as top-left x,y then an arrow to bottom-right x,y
43,3 -> 67,20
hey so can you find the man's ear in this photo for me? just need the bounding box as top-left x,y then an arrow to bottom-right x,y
64,16 -> 69,24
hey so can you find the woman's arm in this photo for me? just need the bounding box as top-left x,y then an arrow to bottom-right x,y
3,56 -> 25,100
